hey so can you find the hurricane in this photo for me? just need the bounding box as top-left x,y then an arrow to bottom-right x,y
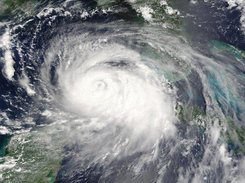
0,0 -> 245,183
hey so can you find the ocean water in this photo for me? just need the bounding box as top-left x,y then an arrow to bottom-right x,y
0,0 -> 244,182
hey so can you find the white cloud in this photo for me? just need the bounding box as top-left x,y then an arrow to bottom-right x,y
0,30 -> 15,80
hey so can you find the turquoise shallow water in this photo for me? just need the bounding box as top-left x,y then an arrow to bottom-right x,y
0,1 -> 244,182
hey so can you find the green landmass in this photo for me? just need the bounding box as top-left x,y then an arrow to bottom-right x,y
176,103 -> 245,156
97,0 -> 181,28
1,126 -> 65,183
176,103 -> 205,123
225,118 -> 245,156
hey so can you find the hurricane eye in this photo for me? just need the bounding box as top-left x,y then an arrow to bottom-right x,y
93,80 -> 107,91
1,1 -> 244,182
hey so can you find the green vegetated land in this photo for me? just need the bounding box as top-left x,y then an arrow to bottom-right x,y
176,103 -> 245,156
0,0 -> 181,29
0,0 -> 34,13
1,127 -> 64,183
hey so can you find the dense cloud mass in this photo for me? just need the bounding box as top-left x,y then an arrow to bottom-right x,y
0,1 -> 245,183
41,28 -> 177,156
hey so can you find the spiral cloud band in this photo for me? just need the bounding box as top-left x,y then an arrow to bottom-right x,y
1,2 -> 245,181
40,24 -> 176,157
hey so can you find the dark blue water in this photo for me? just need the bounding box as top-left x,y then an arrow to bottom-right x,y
171,0 -> 245,51
0,1 -> 245,182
